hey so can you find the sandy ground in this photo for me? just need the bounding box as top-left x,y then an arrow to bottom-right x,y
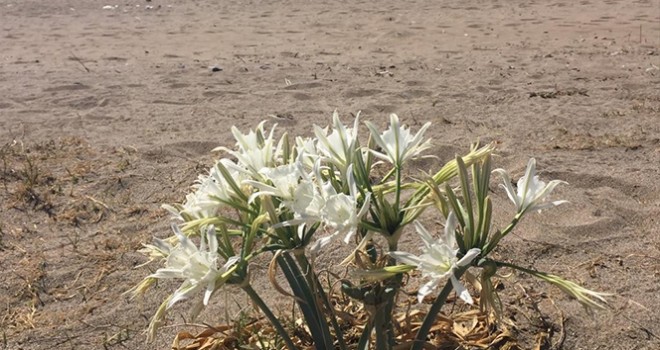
1,0 -> 659,349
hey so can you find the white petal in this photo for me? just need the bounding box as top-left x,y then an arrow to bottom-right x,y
456,248 -> 481,267
418,279 -> 440,303
310,234 -> 335,256
206,226 -> 218,254
222,256 -> 240,271
368,149 -> 391,163
365,121 -> 388,158
356,192 -> 372,219
414,221 -> 436,249
150,268 -> 183,279
167,282 -> 198,308
203,280 -> 215,305
518,158 -> 537,206
443,211 -> 458,247
389,251 -> 423,266
493,169 -> 520,209
450,273 -> 473,304
343,228 -> 357,244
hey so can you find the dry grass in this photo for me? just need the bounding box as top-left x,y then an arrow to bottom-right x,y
168,292 -> 528,350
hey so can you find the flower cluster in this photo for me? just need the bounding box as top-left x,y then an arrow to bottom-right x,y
132,111 -> 609,349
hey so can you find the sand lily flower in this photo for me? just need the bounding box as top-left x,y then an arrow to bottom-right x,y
246,163 -> 303,203
290,181 -> 325,222
163,159 -> 245,221
295,136 -> 321,171
310,165 -> 371,254
313,111 -> 360,172
322,165 -> 371,243
390,213 -> 481,304
150,225 -> 238,308
366,113 -> 431,167
493,158 -> 567,215
215,122 -> 279,178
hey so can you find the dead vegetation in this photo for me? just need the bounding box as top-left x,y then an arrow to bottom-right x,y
0,137 -> 162,349
167,284 -> 569,350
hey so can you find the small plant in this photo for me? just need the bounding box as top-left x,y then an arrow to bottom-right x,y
1,141 -> 58,217
131,112 -> 609,349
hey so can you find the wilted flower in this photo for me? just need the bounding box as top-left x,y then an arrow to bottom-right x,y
498,261 -> 611,310
137,237 -> 172,266
390,213 -> 480,304
493,158 -> 568,215
535,272 -> 610,310
366,113 -> 431,167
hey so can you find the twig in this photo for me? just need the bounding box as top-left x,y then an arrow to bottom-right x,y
70,52 -> 90,73
84,195 -> 109,210
549,298 -> 566,350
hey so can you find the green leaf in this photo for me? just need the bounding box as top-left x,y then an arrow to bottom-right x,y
457,156 -> 476,246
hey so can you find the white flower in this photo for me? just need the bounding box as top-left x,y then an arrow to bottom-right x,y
268,159 -> 328,232
365,113 -> 431,167
311,165 -> 371,254
313,111 -> 360,172
389,213 -> 480,304
295,136 -> 321,171
246,163 -> 303,202
164,159 -> 245,221
137,237 -> 172,266
215,121 -> 279,178
150,225 -> 238,308
493,158 -> 568,215
245,158 -> 330,223
290,180 -> 325,220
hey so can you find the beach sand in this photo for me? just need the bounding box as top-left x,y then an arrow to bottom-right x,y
1,0 -> 659,348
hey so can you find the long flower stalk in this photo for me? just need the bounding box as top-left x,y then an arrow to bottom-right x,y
242,284 -> 297,350
411,266 -> 469,350
494,260 -> 610,310
278,253 -> 334,349
294,252 -> 348,350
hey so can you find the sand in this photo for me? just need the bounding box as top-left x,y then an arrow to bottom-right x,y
1,0 -> 659,349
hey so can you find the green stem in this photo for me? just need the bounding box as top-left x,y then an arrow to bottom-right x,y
374,242 -> 402,350
242,284 -> 297,350
482,213 -> 522,256
382,276 -> 401,349
295,253 -> 348,350
493,260 -> 539,275
357,321 -> 373,350
374,303 -> 391,349
380,166 -> 397,184
394,166 -> 402,213
411,266 -> 468,350
280,253 -> 334,349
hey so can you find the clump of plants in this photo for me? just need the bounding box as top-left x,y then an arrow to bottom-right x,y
131,112 -> 608,349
